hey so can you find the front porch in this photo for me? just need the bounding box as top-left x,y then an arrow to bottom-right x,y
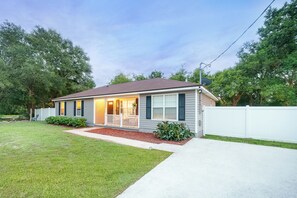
94,95 -> 139,129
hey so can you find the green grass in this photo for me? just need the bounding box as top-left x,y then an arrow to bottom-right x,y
0,122 -> 171,197
0,115 -> 19,119
204,134 -> 297,150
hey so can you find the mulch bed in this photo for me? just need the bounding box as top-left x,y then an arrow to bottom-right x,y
86,128 -> 191,145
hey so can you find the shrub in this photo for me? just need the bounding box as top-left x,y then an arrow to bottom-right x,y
45,116 -> 87,128
154,121 -> 194,141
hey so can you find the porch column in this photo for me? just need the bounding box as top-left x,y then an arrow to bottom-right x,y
120,113 -> 123,127
104,99 -> 107,125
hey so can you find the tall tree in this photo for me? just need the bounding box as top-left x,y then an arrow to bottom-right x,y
0,22 -> 95,116
28,26 -> 95,98
235,0 -> 297,106
210,68 -> 249,106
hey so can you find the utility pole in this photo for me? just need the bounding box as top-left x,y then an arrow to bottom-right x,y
198,62 -> 211,137
199,62 -> 210,85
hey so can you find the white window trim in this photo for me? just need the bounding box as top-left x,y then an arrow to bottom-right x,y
76,100 -> 82,117
151,93 -> 178,121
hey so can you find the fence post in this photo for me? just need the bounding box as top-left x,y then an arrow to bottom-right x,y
245,105 -> 249,138
40,108 -> 43,121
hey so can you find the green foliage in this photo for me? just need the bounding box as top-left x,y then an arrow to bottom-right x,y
169,67 -> 188,82
204,134 -> 297,150
133,74 -> 147,81
45,116 -> 87,128
0,22 -> 95,115
148,70 -> 164,79
188,68 -> 211,84
210,0 -> 297,106
109,73 -> 132,85
0,114 -> 27,121
154,121 -> 194,141
209,68 -> 250,106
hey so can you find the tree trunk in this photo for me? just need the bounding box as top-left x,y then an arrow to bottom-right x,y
232,94 -> 242,106
28,88 -> 35,121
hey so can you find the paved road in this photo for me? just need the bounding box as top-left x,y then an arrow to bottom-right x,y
119,138 -> 297,198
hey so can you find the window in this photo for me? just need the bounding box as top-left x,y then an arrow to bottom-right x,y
152,94 -> 177,120
165,95 -> 177,120
76,100 -> 82,116
60,102 -> 65,116
152,96 -> 163,119
121,99 -> 137,116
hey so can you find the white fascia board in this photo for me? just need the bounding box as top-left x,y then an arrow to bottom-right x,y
201,86 -> 219,101
52,86 -> 199,102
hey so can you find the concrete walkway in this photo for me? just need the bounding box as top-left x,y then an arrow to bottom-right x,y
64,127 -> 182,152
119,138 -> 297,198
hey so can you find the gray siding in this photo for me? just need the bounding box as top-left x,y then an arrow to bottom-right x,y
54,99 -> 94,126
55,102 -> 59,116
83,99 -> 94,125
65,101 -> 74,117
139,90 -> 196,133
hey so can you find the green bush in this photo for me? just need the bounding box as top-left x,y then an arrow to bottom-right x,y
154,121 -> 194,141
45,116 -> 87,128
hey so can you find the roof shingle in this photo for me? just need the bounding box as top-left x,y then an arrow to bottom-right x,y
54,78 -> 199,100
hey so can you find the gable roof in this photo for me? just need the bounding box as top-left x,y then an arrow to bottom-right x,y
53,78 -> 218,101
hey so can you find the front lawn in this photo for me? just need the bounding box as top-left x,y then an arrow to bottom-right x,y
0,122 -> 170,197
204,134 -> 297,150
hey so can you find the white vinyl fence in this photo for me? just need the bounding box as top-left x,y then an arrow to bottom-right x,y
203,106 -> 297,143
34,108 -> 56,121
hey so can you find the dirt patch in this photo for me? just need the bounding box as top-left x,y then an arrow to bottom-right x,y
86,128 -> 191,145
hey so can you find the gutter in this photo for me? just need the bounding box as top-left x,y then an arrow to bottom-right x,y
52,86 -> 219,102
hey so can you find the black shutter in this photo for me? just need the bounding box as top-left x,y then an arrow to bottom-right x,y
81,100 -> 84,116
64,102 -> 67,116
146,96 -> 151,119
178,94 -> 185,121
74,101 -> 76,116
58,102 -> 61,115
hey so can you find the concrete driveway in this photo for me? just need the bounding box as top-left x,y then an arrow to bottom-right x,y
119,138 -> 297,198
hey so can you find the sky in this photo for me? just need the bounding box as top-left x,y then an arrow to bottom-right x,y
0,0 -> 288,86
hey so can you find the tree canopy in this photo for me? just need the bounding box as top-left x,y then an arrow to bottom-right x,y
169,67 -> 188,82
0,22 -> 95,115
109,73 -> 132,85
148,70 -> 164,79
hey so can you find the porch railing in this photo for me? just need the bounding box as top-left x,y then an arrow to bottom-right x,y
105,114 -> 138,128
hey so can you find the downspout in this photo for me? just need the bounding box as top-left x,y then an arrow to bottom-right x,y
198,86 -> 203,137
194,89 -> 198,136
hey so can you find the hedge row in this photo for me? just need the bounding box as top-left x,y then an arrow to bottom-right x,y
45,116 -> 87,128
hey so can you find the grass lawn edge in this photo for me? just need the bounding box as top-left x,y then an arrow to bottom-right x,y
203,134 -> 297,150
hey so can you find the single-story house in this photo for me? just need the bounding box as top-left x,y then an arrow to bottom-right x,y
53,78 -> 218,136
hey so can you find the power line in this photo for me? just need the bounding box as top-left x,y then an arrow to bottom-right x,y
207,0 -> 276,65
